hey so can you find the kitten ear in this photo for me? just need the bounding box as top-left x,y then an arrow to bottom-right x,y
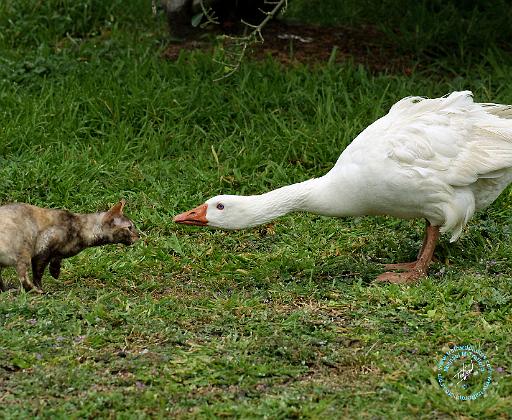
114,199 -> 126,214
103,199 -> 126,223
110,199 -> 126,215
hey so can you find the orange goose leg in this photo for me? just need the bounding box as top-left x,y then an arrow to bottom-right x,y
375,221 -> 440,284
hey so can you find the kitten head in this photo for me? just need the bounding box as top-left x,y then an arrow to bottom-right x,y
102,199 -> 139,245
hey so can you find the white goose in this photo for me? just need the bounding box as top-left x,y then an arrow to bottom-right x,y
174,91 -> 512,283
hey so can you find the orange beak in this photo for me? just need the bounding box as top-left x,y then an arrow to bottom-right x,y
173,203 -> 208,226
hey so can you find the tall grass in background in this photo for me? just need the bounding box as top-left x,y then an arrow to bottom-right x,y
288,0 -> 512,61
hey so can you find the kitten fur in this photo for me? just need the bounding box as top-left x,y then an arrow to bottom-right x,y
0,200 -> 139,293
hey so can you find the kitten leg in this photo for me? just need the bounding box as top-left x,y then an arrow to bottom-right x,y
16,257 -> 42,294
31,255 -> 51,289
49,258 -> 62,279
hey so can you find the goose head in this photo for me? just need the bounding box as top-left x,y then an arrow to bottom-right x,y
174,195 -> 265,230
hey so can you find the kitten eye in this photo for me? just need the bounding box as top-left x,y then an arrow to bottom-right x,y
216,203 -> 224,210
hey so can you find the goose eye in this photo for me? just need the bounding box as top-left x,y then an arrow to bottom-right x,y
216,203 -> 224,210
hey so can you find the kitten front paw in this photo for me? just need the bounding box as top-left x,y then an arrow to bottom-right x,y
31,287 -> 44,294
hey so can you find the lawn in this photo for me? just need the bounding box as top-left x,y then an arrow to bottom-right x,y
0,0 -> 511,418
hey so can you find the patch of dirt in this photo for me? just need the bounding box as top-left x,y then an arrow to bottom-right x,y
163,21 -> 415,74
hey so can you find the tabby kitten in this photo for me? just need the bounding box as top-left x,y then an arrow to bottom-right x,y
0,200 -> 139,293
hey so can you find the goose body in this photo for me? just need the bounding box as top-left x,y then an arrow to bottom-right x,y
175,91 -> 512,282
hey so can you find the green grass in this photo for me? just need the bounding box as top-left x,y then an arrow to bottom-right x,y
1,1 -> 512,418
